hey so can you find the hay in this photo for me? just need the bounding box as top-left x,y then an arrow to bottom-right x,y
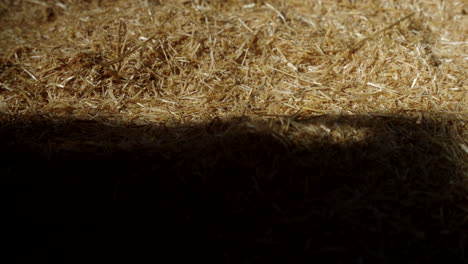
1,0 -> 466,121
1,0 -> 467,263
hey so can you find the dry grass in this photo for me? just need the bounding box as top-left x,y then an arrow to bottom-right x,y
1,0 -> 467,263
0,0 -> 466,121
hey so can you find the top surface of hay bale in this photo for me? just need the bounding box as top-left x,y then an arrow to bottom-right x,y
0,0 -> 466,124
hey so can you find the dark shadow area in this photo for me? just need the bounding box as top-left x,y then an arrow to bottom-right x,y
2,114 -> 467,263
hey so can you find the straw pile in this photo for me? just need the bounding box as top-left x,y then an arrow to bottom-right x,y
1,0 -> 467,263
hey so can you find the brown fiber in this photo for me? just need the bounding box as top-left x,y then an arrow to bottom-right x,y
1,0 -> 467,263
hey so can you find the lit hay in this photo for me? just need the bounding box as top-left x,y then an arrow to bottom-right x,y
1,0 -> 467,262
0,0 -> 466,122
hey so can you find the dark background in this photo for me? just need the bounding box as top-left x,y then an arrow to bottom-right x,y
3,114 -> 467,263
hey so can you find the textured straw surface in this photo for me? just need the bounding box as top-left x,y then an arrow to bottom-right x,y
1,0 -> 467,263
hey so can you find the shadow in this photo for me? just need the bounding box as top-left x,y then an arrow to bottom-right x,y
3,114 -> 467,263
